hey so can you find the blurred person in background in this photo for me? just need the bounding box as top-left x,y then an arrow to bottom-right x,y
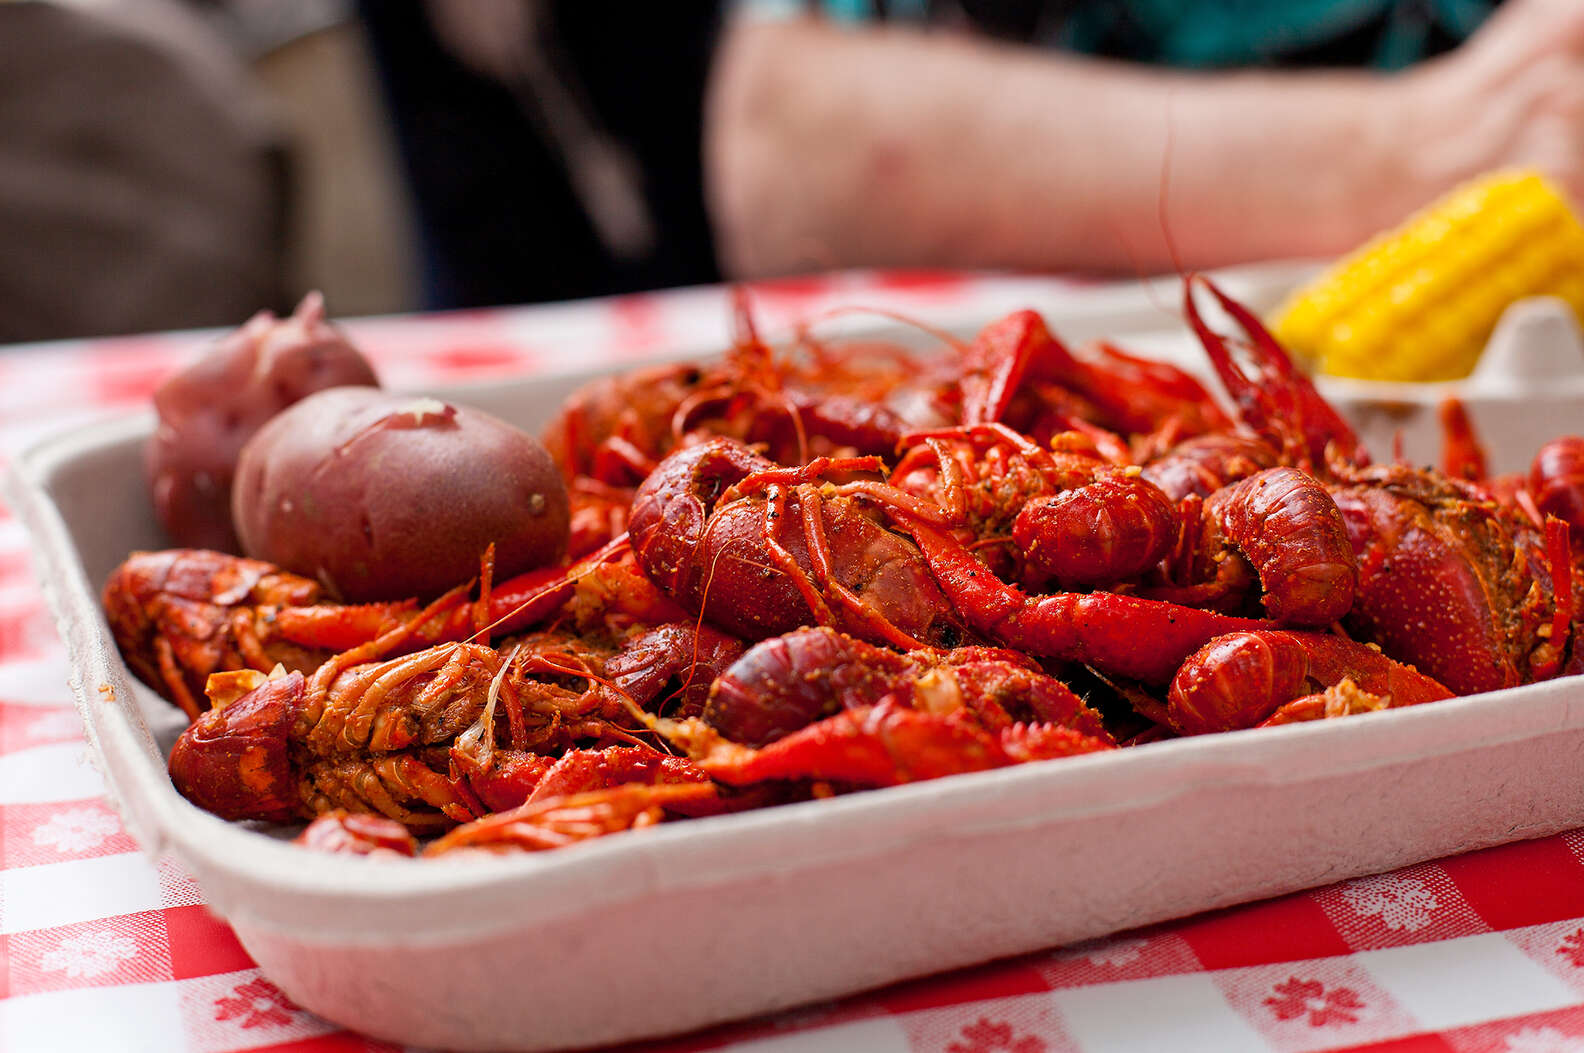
20,0 -> 1570,339
0,0 -> 288,343
359,1 -> 723,310
708,0 -> 1584,278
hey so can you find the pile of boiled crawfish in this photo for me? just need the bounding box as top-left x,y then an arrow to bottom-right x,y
102,277 -> 1584,858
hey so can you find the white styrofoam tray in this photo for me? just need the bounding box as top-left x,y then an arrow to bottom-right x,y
9,273 -> 1584,1052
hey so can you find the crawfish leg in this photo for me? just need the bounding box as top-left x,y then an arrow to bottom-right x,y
154,635 -> 205,723
690,703 -> 1011,788
898,512 -> 1268,684
793,482 -> 931,651
756,483 -> 841,629
424,784 -> 717,856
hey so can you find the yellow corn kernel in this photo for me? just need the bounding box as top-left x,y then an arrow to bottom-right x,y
1270,170 -> 1584,382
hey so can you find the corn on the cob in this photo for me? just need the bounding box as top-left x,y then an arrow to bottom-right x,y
1270,170 -> 1584,382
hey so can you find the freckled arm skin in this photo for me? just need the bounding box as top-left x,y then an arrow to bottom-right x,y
704,4 -> 1584,278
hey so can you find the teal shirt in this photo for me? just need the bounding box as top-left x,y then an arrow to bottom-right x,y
1061,0 -> 1494,69
754,1 -> 1498,70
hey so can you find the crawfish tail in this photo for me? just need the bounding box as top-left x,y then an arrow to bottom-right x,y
169,669 -> 302,822
704,627 -> 913,747
1013,473 -> 1178,588
1206,467 -> 1358,626
295,811 -> 419,856
1168,629 -> 1453,735
604,621 -> 747,717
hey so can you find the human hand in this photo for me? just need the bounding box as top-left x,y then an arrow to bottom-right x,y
1401,0 -> 1584,206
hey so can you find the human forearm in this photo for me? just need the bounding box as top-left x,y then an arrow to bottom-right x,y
705,18 -> 1445,277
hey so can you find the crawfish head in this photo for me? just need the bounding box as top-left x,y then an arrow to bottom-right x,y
103,549 -> 327,720
1331,466 -> 1553,695
628,438 -> 964,648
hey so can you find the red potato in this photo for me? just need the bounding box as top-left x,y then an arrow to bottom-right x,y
146,292 -> 380,552
232,387 -> 569,602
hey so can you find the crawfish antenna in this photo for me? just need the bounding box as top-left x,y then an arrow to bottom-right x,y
1130,103 -> 1187,326
729,285 -> 762,351
455,640 -> 521,767
470,544 -> 496,643
1438,397 -> 1488,483
1159,110 -> 1188,288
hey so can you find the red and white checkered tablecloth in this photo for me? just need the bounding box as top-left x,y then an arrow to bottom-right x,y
6,272 -> 1584,1053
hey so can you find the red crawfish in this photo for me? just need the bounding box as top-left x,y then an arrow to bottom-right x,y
103,538 -> 683,721
953,308 -> 1231,452
1184,275 -> 1577,695
627,436 -> 967,650
1440,402 -> 1584,554
634,431 -> 1277,685
887,424 -> 1356,626
1330,464 -> 1573,693
1163,629 -> 1453,735
168,644 -> 577,831
667,699 -> 1112,791
1184,274 -> 1369,473
295,810 -> 418,857
424,783 -> 718,856
623,627 -> 1114,791
103,549 -> 328,721
543,293 -> 925,488
298,764 -> 720,859
1531,436 -> 1584,541
889,423 -> 1180,590
543,361 -> 709,487
816,442 -> 1273,683
700,626 -> 1111,748
104,548 -> 575,720
168,617 -> 735,832
1142,465 -> 1358,626
866,505 -> 1270,685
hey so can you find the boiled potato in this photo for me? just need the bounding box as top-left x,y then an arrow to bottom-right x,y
232,387 -> 569,601
146,292 -> 379,552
